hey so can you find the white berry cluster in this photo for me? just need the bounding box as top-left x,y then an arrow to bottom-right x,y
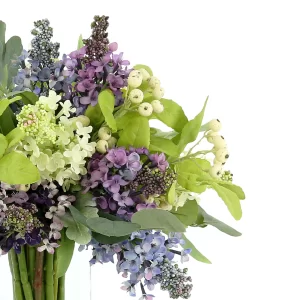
127,69 -> 164,117
96,127 -> 117,153
205,119 -> 230,179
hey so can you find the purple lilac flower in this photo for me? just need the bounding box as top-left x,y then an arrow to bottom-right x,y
93,196 -> 108,210
136,203 -> 156,211
76,79 -> 96,93
127,152 -> 142,173
49,68 -> 64,89
25,229 -> 42,246
80,88 -> 99,106
106,74 -> 126,91
120,251 -> 141,273
144,262 -> 161,280
38,67 -> 51,82
112,52 -> 130,69
103,175 -> 128,194
106,148 -> 128,168
81,170 -> 102,193
62,56 -> 77,77
5,192 -> 29,205
78,68 -> 95,80
149,153 -> 169,172
119,169 -> 137,181
134,241 -> 152,262
113,191 -> 134,207
181,248 -> 192,263
69,46 -> 86,59
144,278 -> 158,291
91,58 -> 109,73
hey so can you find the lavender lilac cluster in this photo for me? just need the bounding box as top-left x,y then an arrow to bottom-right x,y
81,147 -> 175,220
0,182 -> 74,254
81,231 -> 192,299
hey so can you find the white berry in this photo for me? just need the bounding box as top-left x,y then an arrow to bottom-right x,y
209,164 -> 223,178
138,103 -> 153,117
213,157 -> 224,166
139,68 -> 151,81
96,140 -> 108,154
76,115 -> 90,127
152,85 -> 164,99
212,135 -> 227,149
129,89 -> 144,104
215,148 -> 229,163
148,76 -> 161,89
208,119 -> 222,132
206,131 -> 218,143
128,70 -> 143,88
107,136 -> 117,148
98,127 -> 111,141
151,100 -> 164,114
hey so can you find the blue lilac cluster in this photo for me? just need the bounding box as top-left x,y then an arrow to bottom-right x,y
0,181 -> 74,254
81,231 -> 192,299
81,147 -> 173,220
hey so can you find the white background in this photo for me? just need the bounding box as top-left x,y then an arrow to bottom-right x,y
1,0 -> 300,299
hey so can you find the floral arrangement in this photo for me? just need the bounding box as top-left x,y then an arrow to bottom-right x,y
0,16 -> 245,300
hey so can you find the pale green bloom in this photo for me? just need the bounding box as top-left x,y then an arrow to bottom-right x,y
39,90 -> 61,111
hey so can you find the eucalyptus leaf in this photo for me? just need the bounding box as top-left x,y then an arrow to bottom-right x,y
0,133 -> 7,158
132,209 -> 186,232
0,151 -> 40,184
171,200 -> 198,226
182,234 -> 211,264
98,89 -> 117,132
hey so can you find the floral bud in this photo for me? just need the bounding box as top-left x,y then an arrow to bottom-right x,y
206,131 -> 218,143
75,115 -> 90,127
98,127 -> 111,141
96,140 -> 108,154
151,100 -> 164,114
212,135 -> 227,149
129,89 -> 144,104
159,201 -> 173,211
148,76 -> 161,89
215,148 -> 229,163
128,70 -> 142,88
152,85 -> 164,99
208,119 -> 222,132
209,164 -> 223,178
138,103 -> 153,117
139,68 -> 151,81
107,136 -> 117,148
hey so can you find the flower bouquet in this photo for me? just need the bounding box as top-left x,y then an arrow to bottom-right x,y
0,15 -> 245,300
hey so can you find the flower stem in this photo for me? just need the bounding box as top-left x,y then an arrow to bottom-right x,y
34,250 -> 45,300
58,275 -> 65,300
9,250 -> 24,300
45,252 -> 54,300
27,246 -> 36,287
17,247 -> 33,300
53,251 -> 59,300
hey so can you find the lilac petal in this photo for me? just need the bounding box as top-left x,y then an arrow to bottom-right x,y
124,251 -> 137,260
109,42 -> 118,52
110,183 -> 120,194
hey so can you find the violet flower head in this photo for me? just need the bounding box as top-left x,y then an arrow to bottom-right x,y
38,67 -> 51,82
62,57 -> 77,77
78,67 -> 95,80
106,74 -> 126,91
113,191 -> 134,207
149,153 -> 169,172
77,79 -> 96,93
69,46 -> 87,59
91,57 -> 109,73
80,89 -> 98,106
106,148 -> 128,168
93,195 -> 108,210
103,175 -> 128,194
127,152 -> 142,173
5,192 -> 29,205
81,170 -> 102,193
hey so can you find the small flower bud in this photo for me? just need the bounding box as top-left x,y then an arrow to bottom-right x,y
212,135 -> 227,149
98,127 -> 111,141
152,85 -> 164,99
138,103 -> 153,117
128,89 -> 144,104
139,68 -> 151,81
206,131 -> 218,143
75,115 -> 90,127
215,148 -> 229,163
148,76 -> 161,89
208,119 -> 222,132
96,140 -> 108,154
209,164 -> 223,178
128,70 -> 142,88
151,100 -> 164,114
107,136 -> 117,148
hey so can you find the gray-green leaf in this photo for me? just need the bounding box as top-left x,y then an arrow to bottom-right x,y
171,200 -> 198,226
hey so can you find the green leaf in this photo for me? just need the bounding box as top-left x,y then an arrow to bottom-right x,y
1,65 -> 8,87
0,21 -> 6,46
0,151 -> 40,184
0,133 -> 7,158
217,182 -> 246,200
5,127 -> 25,148
118,115 -> 150,148
86,217 -> 141,237
153,99 -> 188,133
210,182 -> 242,220
116,111 -> 138,130
74,192 -> 98,219
152,128 -> 179,140
9,91 -> 38,105
84,103 -> 104,131
56,230 -> 75,278
133,64 -> 153,76
182,234 -> 211,264
0,106 -> 16,134
177,97 -> 208,152
98,89 -> 117,132
149,136 -> 179,157
167,182 -> 176,206
171,200 -> 198,226
92,232 -> 129,244
77,34 -> 84,49
176,158 -> 212,193
198,206 -> 242,236
132,209 -> 186,232
0,99 -> 10,116
68,206 -> 88,226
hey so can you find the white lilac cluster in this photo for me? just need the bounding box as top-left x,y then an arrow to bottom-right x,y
127,69 -> 164,117
16,91 -> 96,189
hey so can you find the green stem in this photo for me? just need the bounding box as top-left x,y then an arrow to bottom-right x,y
27,246 -> 36,287
186,135 -> 206,156
17,247 -> 33,300
34,251 -> 44,300
53,251 -> 59,300
8,250 -> 16,300
57,276 -> 65,300
9,250 -> 24,300
45,252 -> 54,300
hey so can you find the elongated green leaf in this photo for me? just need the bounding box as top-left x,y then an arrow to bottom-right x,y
210,182 -> 242,220
0,99 -> 10,116
198,206 -> 242,236
154,99 -> 188,133
9,91 -> 38,105
132,209 -> 186,232
0,133 -> 7,158
171,200 -> 198,226
152,128 -> 179,140
68,206 -> 88,226
86,217 -> 140,237
149,136 -> 179,157
5,127 -> 25,148
74,192 -> 98,219
1,65 -> 8,87
167,182 -> 176,206
56,230 -> 75,278
0,151 -> 40,184
134,64 -> 153,76
0,106 -> 15,134
118,115 -> 150,148
0,21 -> 5,46
84,103 -> 104,131
177,97 -> 208,152
217,182 -> 246,200
98,89 -> 117,132
182,234 -> 211,264
116,111 -> 138,130
92,232 -> 129,244
77,34 -> 84,49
